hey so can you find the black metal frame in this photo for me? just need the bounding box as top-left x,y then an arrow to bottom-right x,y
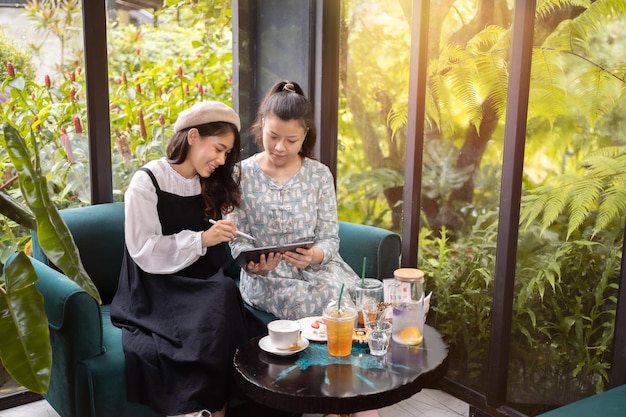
487,0 -> 536,408
82,0 -> 113,204
400,0 -> 429,267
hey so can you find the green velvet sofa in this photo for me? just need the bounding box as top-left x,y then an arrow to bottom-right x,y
535,385 -> 626,417
24,202 -> 401,417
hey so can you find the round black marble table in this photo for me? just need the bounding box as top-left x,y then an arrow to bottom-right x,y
233,324 -> 449,415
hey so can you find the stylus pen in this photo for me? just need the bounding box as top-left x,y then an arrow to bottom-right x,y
209,219 -> 256,241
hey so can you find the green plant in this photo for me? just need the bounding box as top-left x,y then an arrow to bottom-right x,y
0,34 -> 36,83
521,146 -> 626,239
337,0 -> 626,234
0,122 -> 100,393
420,215 -> 498,390
418,194 -> 622,405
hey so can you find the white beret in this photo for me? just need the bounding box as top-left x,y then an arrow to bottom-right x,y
174,101 -> 241,132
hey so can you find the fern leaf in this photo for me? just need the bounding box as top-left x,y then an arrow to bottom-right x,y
542,183 -> 572,227
521,186 -> 553,229
566,177 -> 603,238
595,180 -> 626,234
536,0 -> 592,22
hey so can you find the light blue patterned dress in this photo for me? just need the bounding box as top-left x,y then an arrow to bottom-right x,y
227,155 -> 359,320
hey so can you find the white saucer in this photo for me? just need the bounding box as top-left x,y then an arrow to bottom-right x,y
258,335 -> 309,356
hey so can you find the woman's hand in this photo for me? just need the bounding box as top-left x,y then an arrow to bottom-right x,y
282,247 -> 323,269
202,219 -> 237,247
246,252 -> 282,274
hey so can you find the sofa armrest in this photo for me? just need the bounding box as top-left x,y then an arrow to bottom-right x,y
30,256 -> 104,357
23,256 -> 104,417
31,202 -> 126,305
338,221 -> 401,279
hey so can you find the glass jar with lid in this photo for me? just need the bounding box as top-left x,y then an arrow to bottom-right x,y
391,268 -> 425,345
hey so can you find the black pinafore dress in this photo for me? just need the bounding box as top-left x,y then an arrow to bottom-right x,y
111,168 -> 262,415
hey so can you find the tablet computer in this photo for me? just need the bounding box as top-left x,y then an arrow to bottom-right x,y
233,241 -> 315,267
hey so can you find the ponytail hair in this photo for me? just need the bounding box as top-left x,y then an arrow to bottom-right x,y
250,80 -> 317,158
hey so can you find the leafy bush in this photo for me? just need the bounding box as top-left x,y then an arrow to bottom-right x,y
421,202 -> 622,408
0,34 -> 36,84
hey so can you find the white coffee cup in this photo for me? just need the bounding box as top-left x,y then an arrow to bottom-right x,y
267,320 -> 301,350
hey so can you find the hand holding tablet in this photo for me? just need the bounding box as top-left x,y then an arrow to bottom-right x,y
233,241 -> 315,267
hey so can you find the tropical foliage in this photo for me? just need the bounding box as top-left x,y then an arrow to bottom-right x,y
337,0 -> 625,409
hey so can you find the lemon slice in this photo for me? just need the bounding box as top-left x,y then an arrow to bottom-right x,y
399,326 -> 423,344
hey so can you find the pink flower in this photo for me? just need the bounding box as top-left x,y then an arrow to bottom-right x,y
139,108 -> 147,139
6,62 -> 15,77
73,116 -> 82,134
59,127 -> 75,163
114,129 -> 132,165
44,75 -> 51,88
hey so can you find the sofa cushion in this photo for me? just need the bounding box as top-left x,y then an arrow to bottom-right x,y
536,385 -> 626,417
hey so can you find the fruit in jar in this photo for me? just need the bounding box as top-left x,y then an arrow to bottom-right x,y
399,326 -> 422,344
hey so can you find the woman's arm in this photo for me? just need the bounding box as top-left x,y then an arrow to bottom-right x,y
226,203 -> 255,258
124,172 -> 205,274
311,164 -> 340,264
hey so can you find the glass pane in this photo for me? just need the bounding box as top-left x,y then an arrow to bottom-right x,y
337,0 -> 410,229
337,0 -> 510,398
107,1 -> 234,197
413,1 -> 512,397
0,0 -> 89,210
508,5 -> 626,414
1,0 -> 86,404
256,0 -> 311,96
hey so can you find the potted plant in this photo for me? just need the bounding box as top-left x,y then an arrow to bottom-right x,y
0,122 -> 100,394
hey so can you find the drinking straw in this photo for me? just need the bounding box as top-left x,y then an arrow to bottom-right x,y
361,257 -> 367,288
338,283 -> 345,313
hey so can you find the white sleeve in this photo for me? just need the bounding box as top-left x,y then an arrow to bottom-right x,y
124,171 -> 207,274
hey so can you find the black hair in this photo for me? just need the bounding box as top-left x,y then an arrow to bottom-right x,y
250,80 -> 317,158
166,121 -> 242,219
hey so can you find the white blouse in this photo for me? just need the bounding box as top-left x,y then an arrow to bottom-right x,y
124,158 -> 206,274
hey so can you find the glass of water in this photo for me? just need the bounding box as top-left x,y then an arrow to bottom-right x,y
366,320 -> 392,356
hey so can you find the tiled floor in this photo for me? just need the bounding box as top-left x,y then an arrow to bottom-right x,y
0,389 -> 468,417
